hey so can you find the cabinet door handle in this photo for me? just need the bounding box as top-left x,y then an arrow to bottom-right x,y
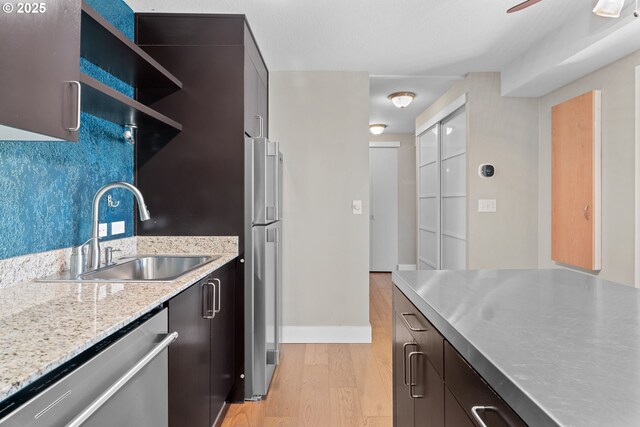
401,313 -> 427,332
202,282 -> 215,319
254,115 -> 264,138
408,351 -> 425,398
65,81 -> 81,132
402,342 -> 417,386
213,278 -> 221,313
584,205 -> 590,220
472,406 -> 509,427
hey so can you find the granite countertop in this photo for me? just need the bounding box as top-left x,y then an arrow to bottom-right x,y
0,236 -> 238,403
392,269 -> 640,427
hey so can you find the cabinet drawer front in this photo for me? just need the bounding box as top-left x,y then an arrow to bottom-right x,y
393,286 -> 444,378
445,387 -> 475,427
444,342 -> 527,427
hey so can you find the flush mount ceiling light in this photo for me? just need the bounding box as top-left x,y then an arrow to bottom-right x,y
369,124 -> 387,135
388,92 -> 416,109
593,0 -> 626,17
508,0 -> 638,17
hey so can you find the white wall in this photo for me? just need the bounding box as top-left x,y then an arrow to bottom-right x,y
270,71 -> 371,343
538,50 -> 640,286
369,134 -> 416,267
415,73 -> 540,269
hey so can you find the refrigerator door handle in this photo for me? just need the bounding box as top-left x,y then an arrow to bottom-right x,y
274,142 -> 280,221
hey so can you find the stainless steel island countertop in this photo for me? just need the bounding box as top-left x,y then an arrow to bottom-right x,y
392,269 -> 640,427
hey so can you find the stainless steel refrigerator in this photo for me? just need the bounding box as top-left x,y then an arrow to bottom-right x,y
244,136 -> 283,400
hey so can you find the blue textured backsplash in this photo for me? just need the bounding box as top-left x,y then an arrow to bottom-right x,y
0,0 -> 136,260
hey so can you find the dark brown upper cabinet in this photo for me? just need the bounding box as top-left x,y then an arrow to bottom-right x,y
244,25 -> 269,138
0,1 -> 182,143
0,0 -> 81,141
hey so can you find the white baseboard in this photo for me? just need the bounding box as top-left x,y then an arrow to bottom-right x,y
397,264 -> 417,271
282,325 -> 372,343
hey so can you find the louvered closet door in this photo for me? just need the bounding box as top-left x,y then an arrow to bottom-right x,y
418,127 -> 439,270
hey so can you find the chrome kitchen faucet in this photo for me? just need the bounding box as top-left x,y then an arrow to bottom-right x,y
71,182 -> 151,276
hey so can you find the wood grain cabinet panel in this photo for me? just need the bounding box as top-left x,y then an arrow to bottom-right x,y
393,288 -> 445,427
0,0 -> 81,141
551,90 -> 601,271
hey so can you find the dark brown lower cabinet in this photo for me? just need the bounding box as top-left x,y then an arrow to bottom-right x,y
444,342 -> 527,427
393,311 -> 445,427
394,313 -> 417,427
169,261 -> 236,427
393,285 -> 528,427
210,262 -> 236,424
445,388 -> 475,427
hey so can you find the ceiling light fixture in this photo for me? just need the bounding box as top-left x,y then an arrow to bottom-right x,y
592,0 -> 639,17
369,124 -> 387,135
388,92 -> 416,109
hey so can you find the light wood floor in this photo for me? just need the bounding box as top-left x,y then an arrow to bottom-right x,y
221,273 -> 393,427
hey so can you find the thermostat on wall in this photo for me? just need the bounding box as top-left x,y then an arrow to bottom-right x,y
478,163 -> 495,178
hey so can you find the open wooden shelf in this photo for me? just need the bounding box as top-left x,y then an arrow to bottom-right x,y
81,1 -> 182,101
80,73 -> 182,137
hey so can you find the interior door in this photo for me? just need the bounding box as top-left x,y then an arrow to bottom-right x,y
551,90 -> 601,270
370,146 -> 399,271
0,0 -> 81,141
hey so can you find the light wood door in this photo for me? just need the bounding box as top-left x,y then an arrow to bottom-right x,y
551,90 -> 601,270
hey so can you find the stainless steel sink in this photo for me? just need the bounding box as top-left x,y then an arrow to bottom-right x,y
37,255 -> 220,283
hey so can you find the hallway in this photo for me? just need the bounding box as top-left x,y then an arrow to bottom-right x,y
221,273 -> 393,427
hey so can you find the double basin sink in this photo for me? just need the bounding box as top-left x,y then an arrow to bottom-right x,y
38,255 -> 220,283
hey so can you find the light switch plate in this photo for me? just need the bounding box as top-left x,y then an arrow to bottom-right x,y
111,221 -> 125,235
478,199 -> 497,213
98,223 -> 108,237
352,200 -> 363,215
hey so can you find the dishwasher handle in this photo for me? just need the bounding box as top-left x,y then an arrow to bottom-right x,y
65,331 -> 178,427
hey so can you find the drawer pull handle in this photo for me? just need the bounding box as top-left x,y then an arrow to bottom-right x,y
408,351 -> 426,398
472,406 -> 508,427
401,313 -> 427,332
402,342 -> 417,386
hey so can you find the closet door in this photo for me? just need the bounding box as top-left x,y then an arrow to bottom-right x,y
440,108 -> 466,270
418,127 -> 439,270
416,105 -> 467,271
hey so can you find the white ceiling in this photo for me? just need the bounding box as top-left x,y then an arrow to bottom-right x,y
126,0 -> 581,75
126,0 -> 640,133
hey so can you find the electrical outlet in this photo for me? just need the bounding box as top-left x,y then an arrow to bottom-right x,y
111,221 -> 125,235
352,200 -> 363,215
98,223 -> 108,237
478,199 -> 497,213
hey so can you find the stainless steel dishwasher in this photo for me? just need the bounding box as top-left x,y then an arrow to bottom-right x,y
0,308 -> 177,427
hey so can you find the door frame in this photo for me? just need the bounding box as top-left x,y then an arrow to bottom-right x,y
369,141 -> 400,271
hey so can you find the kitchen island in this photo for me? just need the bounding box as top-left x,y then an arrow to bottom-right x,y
392,269 -> 640,427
